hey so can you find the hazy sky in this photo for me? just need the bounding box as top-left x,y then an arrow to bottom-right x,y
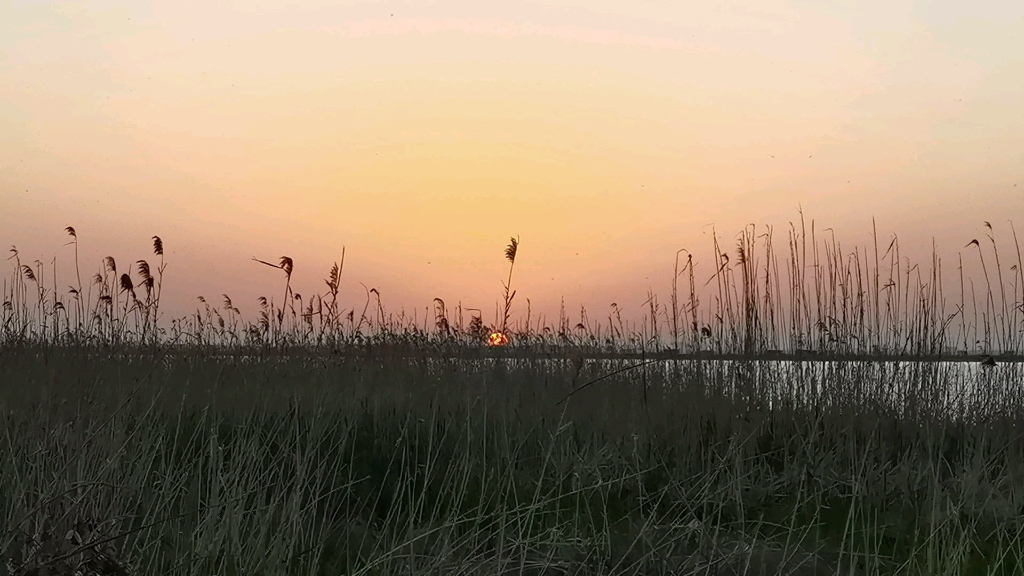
2,0 -> 1022,330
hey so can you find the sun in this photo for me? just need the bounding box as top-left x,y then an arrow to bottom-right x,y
487,331 -> 509,346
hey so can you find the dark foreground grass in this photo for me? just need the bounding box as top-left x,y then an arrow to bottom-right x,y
3,216 -> 1024,575
2,346 -> 1024,576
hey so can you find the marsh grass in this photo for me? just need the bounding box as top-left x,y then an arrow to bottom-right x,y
4,215 -> 1021,357
2,350 -> 1024,575
2,215 -> 1024,575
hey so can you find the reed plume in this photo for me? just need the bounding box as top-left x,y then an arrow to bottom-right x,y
500,236 -> 519,336
254,255 -> 295,339
64,226 -> 84,332
149,236 -> 166,345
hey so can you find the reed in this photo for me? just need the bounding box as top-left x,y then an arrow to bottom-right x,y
4,215 -> 1024,576
2,216 -> 1023,359
2,336 -> 1023,575
500,235 -> 519,337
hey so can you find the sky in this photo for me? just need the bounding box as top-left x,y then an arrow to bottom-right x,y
2,0 -> 1022,332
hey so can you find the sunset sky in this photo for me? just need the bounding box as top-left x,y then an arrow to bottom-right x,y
2,0 -> 1022,330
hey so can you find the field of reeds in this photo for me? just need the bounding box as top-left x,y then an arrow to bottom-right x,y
2,215 -> 1024,575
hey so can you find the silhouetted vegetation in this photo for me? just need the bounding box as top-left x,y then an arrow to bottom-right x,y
2,216 -> 1023,575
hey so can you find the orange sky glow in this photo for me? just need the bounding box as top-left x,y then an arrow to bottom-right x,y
2,0 -> 1022,331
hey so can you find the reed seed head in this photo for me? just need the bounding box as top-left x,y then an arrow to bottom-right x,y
328,263 -> 340,289
505,236 -> 519,264
279,257 -> 293,277
136,260 -> 151,282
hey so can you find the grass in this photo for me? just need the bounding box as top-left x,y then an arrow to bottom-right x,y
1,215 -> 1024,575
4,213 -> 1022,356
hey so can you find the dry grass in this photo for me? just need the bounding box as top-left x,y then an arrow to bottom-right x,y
2,349 -> 1024,575
1,215 -> 1024,575
5,215 -> 1020,358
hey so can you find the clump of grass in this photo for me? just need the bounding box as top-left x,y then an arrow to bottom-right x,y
2,233 -> 167,351
252,255 -> 296,345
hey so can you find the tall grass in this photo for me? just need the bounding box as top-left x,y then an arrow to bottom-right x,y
3,216 -> 1021,357
2,214 -> 1024,575
2,346 -> 1023,575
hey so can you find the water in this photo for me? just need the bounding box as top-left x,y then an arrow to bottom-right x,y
40,350 -> 1024,421
416,357 -> 1024,422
